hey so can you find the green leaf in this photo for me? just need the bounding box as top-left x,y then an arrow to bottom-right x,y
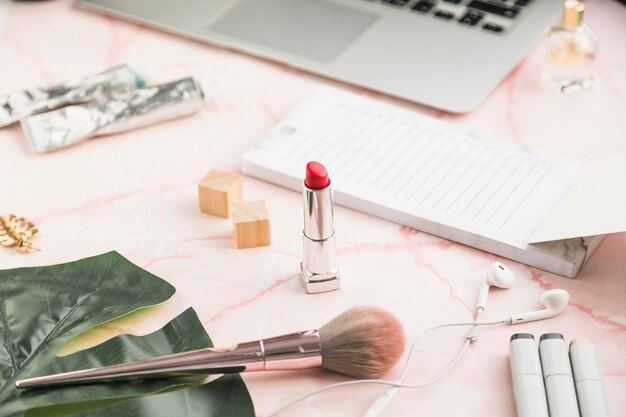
20,309 -> 254,417
0,251 -> 255,417
72,374 -> 254,417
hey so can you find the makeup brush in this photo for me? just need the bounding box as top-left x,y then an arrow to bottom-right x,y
16,306 -> 405,389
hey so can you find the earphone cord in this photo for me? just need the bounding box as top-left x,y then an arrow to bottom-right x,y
360,310 -> 486,417
265,319 -> 505,416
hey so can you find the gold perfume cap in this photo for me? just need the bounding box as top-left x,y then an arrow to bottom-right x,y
563,0 -> 585,30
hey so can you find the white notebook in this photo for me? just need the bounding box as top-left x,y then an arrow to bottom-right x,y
243,88 -> 621,277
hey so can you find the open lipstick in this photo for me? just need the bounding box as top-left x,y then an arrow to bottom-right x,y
301,161 -> 340,293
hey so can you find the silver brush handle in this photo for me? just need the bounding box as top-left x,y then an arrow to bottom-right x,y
15,330 -> 322,388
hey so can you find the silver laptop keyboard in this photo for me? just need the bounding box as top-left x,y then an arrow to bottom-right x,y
362,0 -> 533,34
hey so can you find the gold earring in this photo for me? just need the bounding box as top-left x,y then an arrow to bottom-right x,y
0,214 -> 39,253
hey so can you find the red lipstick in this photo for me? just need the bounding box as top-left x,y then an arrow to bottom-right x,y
305,161 -> 330,190
301,161 -> 340,293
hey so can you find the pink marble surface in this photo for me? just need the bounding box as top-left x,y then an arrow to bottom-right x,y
1,1 -> 625,416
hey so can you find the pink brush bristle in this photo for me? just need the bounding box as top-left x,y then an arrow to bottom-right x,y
319,306 -> 405,379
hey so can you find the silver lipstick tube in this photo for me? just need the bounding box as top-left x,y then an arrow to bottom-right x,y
0,64 -> 140,127
21,77 -> 219,153
15,330 -> 322,389
301,181 -> 340,293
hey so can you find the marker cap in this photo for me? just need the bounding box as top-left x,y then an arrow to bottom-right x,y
570,339 -> 603,382
539,333 -> 572,377
510,334 -> 542,376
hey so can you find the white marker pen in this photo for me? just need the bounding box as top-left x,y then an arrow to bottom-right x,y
539,333 -> 580,417
570,339 -> 610,417
509,333 -> 550,417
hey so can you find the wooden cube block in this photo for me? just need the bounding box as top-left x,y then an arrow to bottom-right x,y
232,200 -> 271,249
198,169 -> 244,218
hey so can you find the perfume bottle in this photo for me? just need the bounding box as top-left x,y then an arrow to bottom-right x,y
544,0 -> 597,93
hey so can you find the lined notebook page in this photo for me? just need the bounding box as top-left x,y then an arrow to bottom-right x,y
243,88 -> 584,249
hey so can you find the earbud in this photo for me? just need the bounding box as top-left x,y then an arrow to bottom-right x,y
507,289 -> 569,324
476,262 -> 515,313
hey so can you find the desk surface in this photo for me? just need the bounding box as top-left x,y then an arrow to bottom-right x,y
1,0 -> 625,416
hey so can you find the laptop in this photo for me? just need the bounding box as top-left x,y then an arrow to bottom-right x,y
77,0 -> 562,113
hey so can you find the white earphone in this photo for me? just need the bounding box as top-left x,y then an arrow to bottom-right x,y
507,288 -> 569,324
269,262 -> 571,417
475,262 -> 570,325
475,261 -> 515,313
